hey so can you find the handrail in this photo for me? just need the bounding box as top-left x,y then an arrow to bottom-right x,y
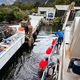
58,44 -> 64,80
41,72 -> 46,80
62,2 -> 75,31
62,11 -> 71,30
58,3 -> 75,80
41,68 -> 47,80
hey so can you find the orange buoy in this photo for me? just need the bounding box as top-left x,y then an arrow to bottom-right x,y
46,46 -> 53,55
39,57 -> 48,68
0,46 -> 5,50
52,39 -> 56,45
28,25 -> 32,29
18,27 -> 24,31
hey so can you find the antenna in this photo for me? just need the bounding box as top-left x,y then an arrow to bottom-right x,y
45,0 -> 49,5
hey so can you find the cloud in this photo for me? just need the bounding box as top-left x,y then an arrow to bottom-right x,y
3,0 -> 16,2
0,0 -> 16,4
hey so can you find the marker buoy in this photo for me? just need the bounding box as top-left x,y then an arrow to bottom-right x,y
18,27 -> 24,31
8,39 -> 11,42
0,46 -> 5,50
52,39 -> 56,45
39,57 -> 48,68
46,46 -> 53,55
0,50 -> 3,53
4,40 -> 7,43
6,41 -> 10,44
28,25 -> 32,29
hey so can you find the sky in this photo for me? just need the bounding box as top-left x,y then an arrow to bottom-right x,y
0,0 -> 16,5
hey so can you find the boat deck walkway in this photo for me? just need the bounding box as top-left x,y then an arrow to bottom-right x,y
62,41 -> 80,80
63,25 -> 80,80
29,15 -> 43,34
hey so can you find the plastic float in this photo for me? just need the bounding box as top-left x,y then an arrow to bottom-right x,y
39,57 -> 48,68
39,39 -> 58,80
52,39 -> 56,45
46,45 -> 53,55
4,39 -> 12,44
0,46 -> 6,54
28,25 -> 32,29
39,39 -> 57,68
18,27 -> 24,31
0,46 -> 5,50
0,50 -> 3,54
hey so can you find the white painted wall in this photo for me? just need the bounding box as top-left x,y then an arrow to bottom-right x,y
38,7 -> 55,19
55,5 -> 80,10
9,24 -> 21,31
70,17 -> 80,58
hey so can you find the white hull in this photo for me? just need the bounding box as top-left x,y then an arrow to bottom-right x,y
0,32 -> 25,70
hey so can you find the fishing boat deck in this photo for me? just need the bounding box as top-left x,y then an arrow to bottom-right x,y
63,45 -> 80,80
62,25 -> 80,80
